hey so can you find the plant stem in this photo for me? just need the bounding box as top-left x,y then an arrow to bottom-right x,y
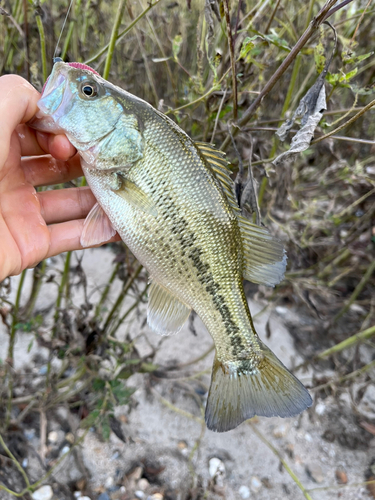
94,262 -> 120,319
53,251 -> 72,337
333,259 -> 375,323
85,0 -> 161,65
35,6 -> 47,81
249,423 -> 313,500
103,0 -> 126,80
0,432 -> 30,488
103,264 -> 143,331
223,0 -> 237,120
317,324 -> 375,359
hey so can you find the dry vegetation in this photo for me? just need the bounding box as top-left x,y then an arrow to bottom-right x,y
0,0 -> 375,498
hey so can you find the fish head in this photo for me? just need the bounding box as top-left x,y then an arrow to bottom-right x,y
30,61 -> 144,169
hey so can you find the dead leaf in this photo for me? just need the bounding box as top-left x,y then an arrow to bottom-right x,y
273,83 -> 327,166
360,421 -> 375,436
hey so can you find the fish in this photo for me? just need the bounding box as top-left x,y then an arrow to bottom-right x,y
30,59 -> 312,432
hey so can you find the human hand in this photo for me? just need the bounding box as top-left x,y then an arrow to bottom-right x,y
0,75 -> 120,282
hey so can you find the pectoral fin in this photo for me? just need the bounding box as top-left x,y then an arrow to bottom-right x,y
147,281 -> 191,335
112,176 -> 158,217
80,202 -> 116,247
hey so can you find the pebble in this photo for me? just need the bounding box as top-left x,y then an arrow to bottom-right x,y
137,478 -> 149,491
110,451 -> 120,461
60,445 -> 70,456
134,491 -> 145,499
39,365 -> 48,375
31,485 -> 53,500
273,424 -> 288,438
65,432 -> 75,444
275,306 -> 288,315
209,457 -> 225,478
250,476 -> 262,493
48,431 -> 58,444
80,497 -> 91,500
238,485 -> 250,499
335,469 -> 348,484
24,428 -> 36,441
22,458 -> 28,468
147,495 -> 163,500
74,493 -> 81,498
315,402 -> 326,416
306,464 -> 324,483
98,494 -> 110,500
105,477 -> 114,489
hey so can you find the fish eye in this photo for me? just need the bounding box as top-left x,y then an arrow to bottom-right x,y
80,82 -> 98,98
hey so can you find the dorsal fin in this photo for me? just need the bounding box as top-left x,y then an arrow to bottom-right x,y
195,141 -> 287,287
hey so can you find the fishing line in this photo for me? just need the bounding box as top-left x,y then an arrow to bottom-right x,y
53,0 -> 74,60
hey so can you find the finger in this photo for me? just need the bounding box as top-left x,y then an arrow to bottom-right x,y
0,75 -> 40,168
17,124 -> 46,157
0,184 -> 51,271
18,126 -> 77,160
38,186 -> 96,224
46,219 -> 121,258
22,154 -> 83,187
36,131 -> 77,160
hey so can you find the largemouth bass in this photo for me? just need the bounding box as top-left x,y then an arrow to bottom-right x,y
31,60 -> 312,432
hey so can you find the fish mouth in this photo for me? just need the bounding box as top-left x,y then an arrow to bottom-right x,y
28,62 -> 70,134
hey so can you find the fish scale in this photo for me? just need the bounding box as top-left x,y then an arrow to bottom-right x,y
30,60 -> 312,432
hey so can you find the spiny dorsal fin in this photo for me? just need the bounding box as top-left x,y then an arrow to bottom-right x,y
196,142 -> 287,287
147,281 -> 191,335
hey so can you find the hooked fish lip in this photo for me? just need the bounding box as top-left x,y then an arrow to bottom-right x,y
28,69 -> 68,133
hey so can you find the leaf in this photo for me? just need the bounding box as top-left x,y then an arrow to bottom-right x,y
172,34 -> 183,60
263,31 -> 291,51
314,27 -> 326,75
152,57 -> 172,63
339,67 -> 358,83
327,72 -> 340,85
81,409 -> 100,428
101,417 -> 111,440
274,82 -> 327,165
239,36 -> 261,60
343,51 -> 374,65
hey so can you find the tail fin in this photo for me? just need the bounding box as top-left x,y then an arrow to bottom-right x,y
205,345 -> 312,432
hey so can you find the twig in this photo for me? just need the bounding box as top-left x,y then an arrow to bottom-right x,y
264,0 -> 282,34
210,88 -> 227,144
311,359 -> 375,391
311,98 -> 375,145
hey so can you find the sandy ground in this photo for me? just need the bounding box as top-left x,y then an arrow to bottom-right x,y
0,247 -> 373,500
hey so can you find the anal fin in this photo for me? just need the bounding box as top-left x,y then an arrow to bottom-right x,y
147,281 -> 191,335
205,344 -> 312,432
80,202 -> 116,247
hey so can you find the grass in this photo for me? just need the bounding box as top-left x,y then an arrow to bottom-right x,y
0,0 -> 374,498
